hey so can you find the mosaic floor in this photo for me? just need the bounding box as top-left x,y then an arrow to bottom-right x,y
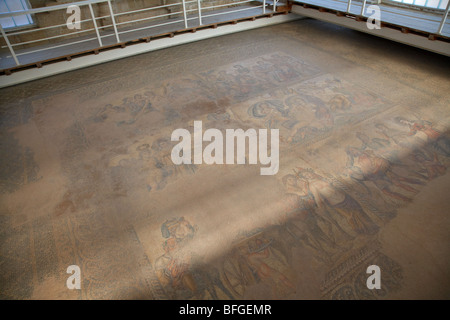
0,19 -> 449,299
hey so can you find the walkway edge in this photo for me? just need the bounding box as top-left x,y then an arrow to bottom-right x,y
0,14 -> 302,89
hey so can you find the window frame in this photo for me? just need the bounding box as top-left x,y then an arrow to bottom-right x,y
0,0 -> 37,32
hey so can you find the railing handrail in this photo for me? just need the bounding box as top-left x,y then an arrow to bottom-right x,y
295,0 -> 449,34
114,1 -> 197,18
0,0 -> 274,68
202,0 -> 256,10
0,0 -> 260,19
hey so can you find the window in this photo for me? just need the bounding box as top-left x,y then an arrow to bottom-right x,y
0,0 -> 34,30
390,0 -> 449,10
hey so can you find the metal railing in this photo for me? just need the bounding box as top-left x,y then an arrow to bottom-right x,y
355,0 -> 449,33
298,0 -> 449,35
0,0 -> 278,68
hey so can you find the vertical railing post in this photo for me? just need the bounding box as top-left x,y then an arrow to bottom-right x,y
361,0 -> 367,16
437,0 -> 450,34
89,3 -> 103,47
197,0 -> 202,25
263,0 -> 266,14
0,24 -> 19,66
107,0 -> 120,43
182,0 -> 188,29
347,0 -> 352,13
